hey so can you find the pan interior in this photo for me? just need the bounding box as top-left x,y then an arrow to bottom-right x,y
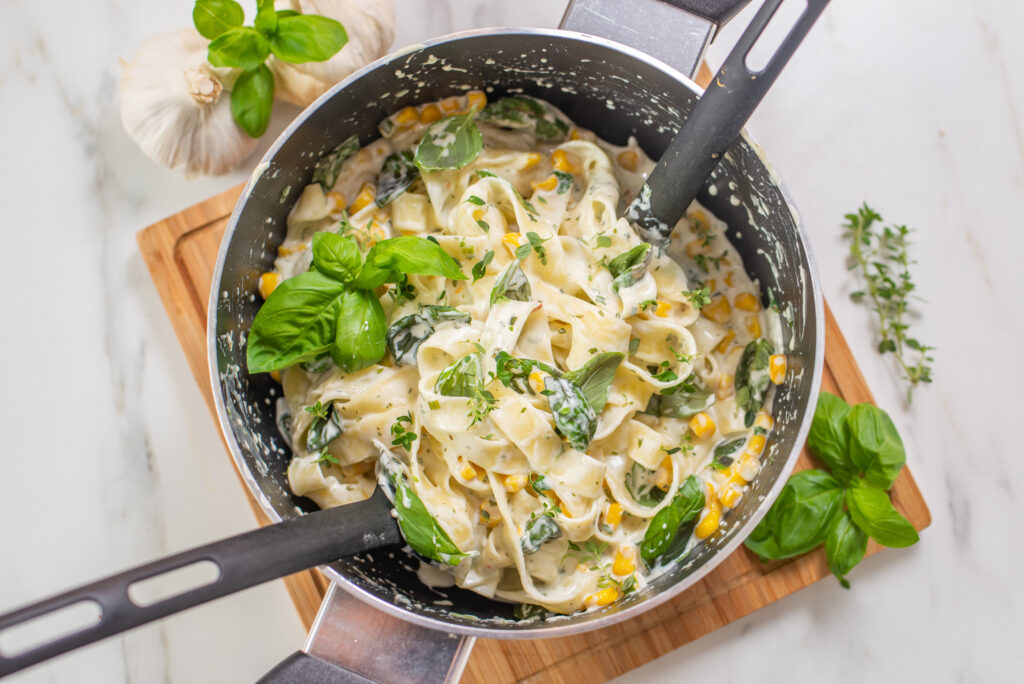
210,29 -> 821,635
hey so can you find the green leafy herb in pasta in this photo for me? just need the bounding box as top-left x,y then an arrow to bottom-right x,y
479,96 -> 570,141
744,392 -> 918,587
414,112 -> 484,171
562,352 -> 624,412
490,261 -> 532,304
471,250 -> 494,282
625,462 -> 666,508
843,204 -> 934,402
640,475 -> 705,565
644,373 -> 715,419
711,438 -> 745,470
734,339 -> 774,427
606,243 -> 651,292
376,150 -> 420,206
312,134 -> 360,189
542,376 -> 597,450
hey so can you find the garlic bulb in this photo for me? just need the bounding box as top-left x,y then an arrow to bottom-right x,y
120,28 -> 257,177
268,0 -> 395,107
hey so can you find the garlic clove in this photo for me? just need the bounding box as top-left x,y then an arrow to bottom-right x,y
119,28 -> 257,177
268,0 -> 395,107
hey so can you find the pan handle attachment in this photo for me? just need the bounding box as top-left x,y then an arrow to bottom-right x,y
0,490 -> 400,679
560,0 -> 753,77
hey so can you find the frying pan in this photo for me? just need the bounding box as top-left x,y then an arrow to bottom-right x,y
215,0 -> 824,678
0,1 -> 825,680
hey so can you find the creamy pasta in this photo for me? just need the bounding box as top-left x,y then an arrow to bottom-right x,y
256,92 -> 787,615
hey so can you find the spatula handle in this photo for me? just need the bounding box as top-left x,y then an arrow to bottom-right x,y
0,489 -> 400,678
629,0 -> 832,243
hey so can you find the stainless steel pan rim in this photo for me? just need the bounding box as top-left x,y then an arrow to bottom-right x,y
208,26 -> 824,639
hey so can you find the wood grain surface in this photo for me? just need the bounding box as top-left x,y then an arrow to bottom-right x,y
136,69 -> 929,678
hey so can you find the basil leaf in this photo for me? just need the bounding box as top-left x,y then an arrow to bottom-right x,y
420,304 -> 471,325
312,135 -> 360,190
521,513 -> 561,554
376,150 -> 420,206
276,9 -> 300,18
193,0 -> 245,40
644,373 -> 715,419
311,232 -> 361,283
640,475 -> 705,565
562,352 -> 624,412
712,438 -> 745,470
825,510 -> 868,588
743,469 -> 844,560
356,236 -> 467,290
553,171 -> 573,194
330,289 -> 386,372
208,27 -> 270,71
414,113 -> 483,171
846,403 -> 906,490
305,402 -> 343,452
625,462 -> 666,508
379,453 -> 469,565
513,603 -> 547,620
231,64 -> 275,138
607,243 -> 652,293
493,352 -> 560,395
435,353 -> 483,398
386,314 -> 433,367
246,271 -> 347,373
269,14 -> 348,63
254,0 -> 278,34
846,481 -> 919,548
489,261 -> 531,304
471,250 -> 494,282
807,391 -> 855,483
543,376 -> 596,450
479,96 -> 570,142
735,339 -> 774,427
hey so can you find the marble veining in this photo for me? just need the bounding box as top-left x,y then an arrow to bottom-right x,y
0,0 -> 1021,682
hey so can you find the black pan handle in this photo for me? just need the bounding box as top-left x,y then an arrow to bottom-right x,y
660,0 -> 751,27
627,0 -> 832,243
0,489 -> 400,679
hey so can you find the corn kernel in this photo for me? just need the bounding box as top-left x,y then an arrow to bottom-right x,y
503,474 -> 527,493
617,150 -> 639,172
724,271 -> 734,287
769,354 -> 787,384
258,272 -> 279,300
395,106 -> 418,126
726,466 -> 748,487
689,210 -> 708,230
754,412 -> 774,431
472,208 -> 486,222
531,175 -> 558,192
440,96 -> 461,113
419,103 -> 442,123
502,232 -> 524,253
719,485 -> 742,509
695,497 -> 722,539
708,279 -> 717,294
277,242 -> 305,256
460,462 -> 477,480
523,152 -> 542,168
467,90 -> 487,111
269,370 -> 281,383
325,191 -> 347,214
734,292 -> 761,312
689,411 -> 716,438
612,548 -> 636,576
569,128 -> 583,141
702,295 -> 732,325
748,434 -> 767,455
685,240 -> 709,257
528,371 -> 546,394
584,586 -> 620,608
552,149 -> 578,173
746,315 -> 762,338
716,373 -> 734,399
653,300 -> 672,318
715,329 -> 736,354
349,183 -> 376,213
604,502 -> 623,529
739,456 -> 760,481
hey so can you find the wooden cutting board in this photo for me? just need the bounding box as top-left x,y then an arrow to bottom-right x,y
136,63 -> 929,676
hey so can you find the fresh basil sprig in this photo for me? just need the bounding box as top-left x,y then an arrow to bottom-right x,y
744,392 -> 919,587
735,339 -> 774,427
606,243 -> 651,293
247,235 -> 466,374
193,0 -> 348,137
644,372 -> 716,419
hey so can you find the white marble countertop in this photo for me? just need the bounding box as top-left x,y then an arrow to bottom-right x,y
1,0 -> 1020,681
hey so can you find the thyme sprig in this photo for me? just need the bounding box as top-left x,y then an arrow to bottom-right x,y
843,204 -> 934,401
